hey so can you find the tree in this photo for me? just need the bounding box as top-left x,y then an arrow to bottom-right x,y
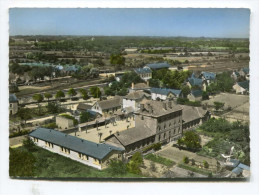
9,148 -> 36,177
79,88 -> 89,100
183,156 -> 189,164
148,78 -> 160,88
127,152 -> 143,174
203,160 -> 209,168
68,88 -> 77,100
181,85 -> 191,98
108,159 -> 127,176
32,93 -> 44,114
44,93 -> 53,103
178,131 -> 201,151
214,101 -> 225,111
55,90 -> 65,102
23,137 -> 37,152
80,111 -> 92,123
110,54 -> 125,66
202,91 -> 209,100
47,102 -> 61,114
89,86 -> 101,98
17,107 -> 32,125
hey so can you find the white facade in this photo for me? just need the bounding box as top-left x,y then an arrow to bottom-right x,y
151,92 -> 176,101
122,99 -> 139,111
233,84 -> 247,94
91,102 -> 103,115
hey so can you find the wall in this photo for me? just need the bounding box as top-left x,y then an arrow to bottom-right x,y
151,93 -> 167,100
123,99 -> 136,110
56,116 -> 74,130
9,102 -> 18,115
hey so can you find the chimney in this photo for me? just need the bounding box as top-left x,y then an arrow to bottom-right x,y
131,82 -> 135,89
163,102 -> 167,110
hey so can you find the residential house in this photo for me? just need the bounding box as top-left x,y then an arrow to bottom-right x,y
134,67 -> 152,81
77,103 -> 93,113
29,127 -> 124,170
129,82 -> 151,93
233,80 -> 249,94
105,100 -> 183,158
145,62 -> 171,70
187,89 -> 203,101
187,73 -> 204,90
123,91 -> 151,111
181,105 -> 210,131
150,88 -> 181,101
56,115 -> 75,130
91,97 -> 122,115
9,94 -> 18,115
199,71 -> 216,85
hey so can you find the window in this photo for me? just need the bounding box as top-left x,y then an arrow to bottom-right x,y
10,104 -> 12,108
164,133 -> 166,139
164,124 -> 166,129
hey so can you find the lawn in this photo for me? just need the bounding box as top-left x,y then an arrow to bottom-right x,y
144,154 -> 175,167
10,146 -> 142,179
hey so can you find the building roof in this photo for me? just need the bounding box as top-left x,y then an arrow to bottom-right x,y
124,91 -> 150,100
133,83 -> 150,90
188,74 -> 203,87
180,105 -> 208,123
64,65 -> 80,72
9,94 -> 18,103
77,103 -> 92,111
134,67 -> 152,74
146,62 -> 171,69
97,97 -> 122,110
136,100 -> 182,117
237,80 -> 249,90
242,67 -> 249,74
191,89 -> 203,97
201,71 -> 216,80
150,88 -> 182,96
105,125 -> 156,146
29,127 -> 123,160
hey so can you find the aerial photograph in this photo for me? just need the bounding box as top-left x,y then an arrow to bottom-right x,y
8,8 -> 250,180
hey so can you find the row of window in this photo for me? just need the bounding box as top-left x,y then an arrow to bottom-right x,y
158,112 -> 181,122
60,146 -> 70,154
126,138 -> 155,152
158,129 -> 181,141
78,153 -> 101,164
157,120 -> 181,131
33,138 -> 39,143
141,73 -> 151,78
45,141 -> 54,148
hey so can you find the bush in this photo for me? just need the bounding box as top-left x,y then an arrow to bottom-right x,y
108,159 -> 127,176
9,129 -> 30,138
127,152 -> 143,174
191,159 -> 195,166
23,137 -> 37,152
183,156 -> 189,164
153,143 -> 162,151
44,123 -> 58,129
203,160 -> 209,168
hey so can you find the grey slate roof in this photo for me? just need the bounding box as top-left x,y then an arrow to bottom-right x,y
191,89 -> 203,97
146,62 -> 171,69
97,97 -> 122,110
237,80 -> 249,90
29,127 -> 123,160
106,126 -> 156,146
242,67 -> 249,74
201,71 -> 216,80
77,103 -> 92,111
150,88 -> 181,96
180,105 -> 208,123
134,67 -> 152,74
124,91 -> 150,100
136,100 -> 182,117
9,94 -> 18,103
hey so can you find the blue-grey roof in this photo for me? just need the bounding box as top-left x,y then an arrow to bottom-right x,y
191,89 -> 203,97
232,167 -> 243,175
229,159 -> 240,168
150,88 -> 181,96
242,67 -> 249,74
232,163 -> 250,175
233,70 -> 240,77
134,67 -> 152,74
9,94 -> 18,103
237,163 -> 250,171
29,127 -> 124,160
201,71 -> 216,80
64,65 -> 81,72
146,62 -> 171,69
188,76 -> 203,87
237,80 -> 249,90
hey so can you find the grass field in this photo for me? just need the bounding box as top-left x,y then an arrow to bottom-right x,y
10,146 -> 142,179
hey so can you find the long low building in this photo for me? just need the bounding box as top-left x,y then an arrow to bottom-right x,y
29,127 -> 124,170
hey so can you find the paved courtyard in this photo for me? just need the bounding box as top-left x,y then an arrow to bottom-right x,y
69,118 -> 135,143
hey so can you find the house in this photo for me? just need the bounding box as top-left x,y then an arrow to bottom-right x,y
29,127 -> 124,170
181,105 -> 210,131
233,80 -> 249,94
123,91 -> 151,111
105,100 -> 183,158
91,97 -> 122,115
200,71 -> 216,85
134,67 -> 152,81
145,62 -> 171,70
129,82 -> 151,93
187,73 -> 204,89
63,65 -> 80,75
56,114 -> 75,130
150,88 -> 181,101
9,94 -> 18,115
187,90 -> 203,101
77,103 -> 93,113
231,70 -> 240,81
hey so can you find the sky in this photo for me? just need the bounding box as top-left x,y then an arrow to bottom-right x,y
9,8 -> 250,38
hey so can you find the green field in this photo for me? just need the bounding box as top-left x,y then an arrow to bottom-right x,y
10,146 -> 142,179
